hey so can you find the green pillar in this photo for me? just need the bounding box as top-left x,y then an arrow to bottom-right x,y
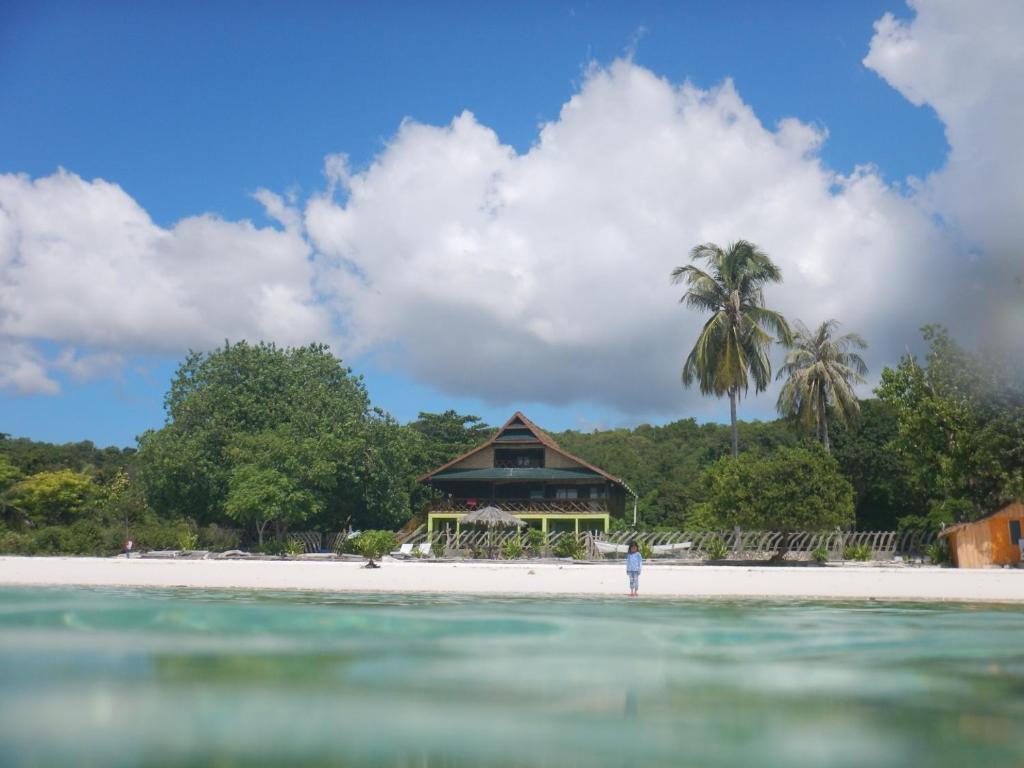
574,518 -> 579,534
541,517 -> 549,534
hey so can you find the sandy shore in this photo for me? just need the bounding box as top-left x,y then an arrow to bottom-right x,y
0,555 -> 1021,602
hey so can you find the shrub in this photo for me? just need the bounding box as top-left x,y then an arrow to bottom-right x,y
811,546 -> 829,564
284,538 -> 305,556
431,540 -> 445,559
356,530 -> 398,562
177,529 -> 199,551
637,540 -> 653,560
843,543 -> 872,561
553,535 -> 585,560
501,538 -> 525,560
198,524 -> 241,552
705,536 -> 728,561
525,529 -> 545,555
258,539 -> 289,556
926,541 -> 950,565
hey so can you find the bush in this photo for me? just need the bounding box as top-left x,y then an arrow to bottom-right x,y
284,538 -> 305,556
704,536 -> 729,560
177,528 -> 199,551
356,530 -> 398,561
701,446 -> 855,531
198,524 -> 241,552
811,546 -> 829,564
926,541 -> 950,565
637,540 -> 653,560
0,529 -> 33,554
843,543 -> 872,561
431,540 -> 445,559
501,538 -> 524,559
258,539 -> 289,556
525,529 -> 545,556
553,534 -> 585,560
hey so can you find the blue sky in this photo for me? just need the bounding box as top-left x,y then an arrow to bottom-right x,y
1,1 -> 1018,447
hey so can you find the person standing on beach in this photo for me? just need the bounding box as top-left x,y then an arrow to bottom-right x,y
626,541 -> 642,597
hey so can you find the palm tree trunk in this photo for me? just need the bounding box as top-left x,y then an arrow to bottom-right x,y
729,387 -> 739,457
821,408 -> 830,454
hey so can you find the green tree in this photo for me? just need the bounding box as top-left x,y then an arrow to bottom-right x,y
137,341 -> 411,539
700,446 -> 855,531
671,240 -> 790,457
776,319 -> 868,453
7,470 -> 97,525
830,399 -> 923,530
224,465 -> 319,546
407,410 -> 493,473
876,326 -> 1024,528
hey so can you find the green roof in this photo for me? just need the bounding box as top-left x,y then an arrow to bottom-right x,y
432,467 -> 604,481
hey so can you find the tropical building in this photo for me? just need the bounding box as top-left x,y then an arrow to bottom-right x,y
939,502 -> 1024,568
420,412 -> 633,534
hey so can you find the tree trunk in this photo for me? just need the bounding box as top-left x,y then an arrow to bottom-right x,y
256,520 -> 269,547
821,408 -> 830,454
729,388 -> 739,458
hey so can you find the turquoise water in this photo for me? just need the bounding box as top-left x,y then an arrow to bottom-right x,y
0,588 -> 1022,767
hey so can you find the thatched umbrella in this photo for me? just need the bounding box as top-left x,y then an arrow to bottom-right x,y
459,505 -> 525,557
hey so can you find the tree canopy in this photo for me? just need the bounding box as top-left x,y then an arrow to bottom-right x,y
136,341 -> 411,540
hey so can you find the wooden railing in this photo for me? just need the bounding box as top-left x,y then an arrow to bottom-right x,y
393,528 -> 939,560
429,498 -> 610,513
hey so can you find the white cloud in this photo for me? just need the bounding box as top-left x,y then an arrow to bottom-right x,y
307,60 -> 966,417
0,341 -> 59,395
864,0 -> 1024,353
3,4 -> 1017,414
0,169 -> 334,394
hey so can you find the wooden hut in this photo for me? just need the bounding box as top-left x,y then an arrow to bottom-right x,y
939,502 -> 1024,568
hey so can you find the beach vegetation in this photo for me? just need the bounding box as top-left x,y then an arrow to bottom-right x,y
356,530 -> 398,563
842,543 -> 872,561
926,541 -> 950,565
699,446 -> 855,532
810,546 -> 829,564
500,538 -> 525,559
776,319 -> 868,453
553,534 -> 586,559
704,536 -> 729,560
671,240 -> 791,457
876,325 -> 1024,527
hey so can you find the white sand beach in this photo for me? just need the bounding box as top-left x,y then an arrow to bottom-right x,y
0,556 -> 1021,602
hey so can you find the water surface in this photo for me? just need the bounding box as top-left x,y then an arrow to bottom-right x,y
0,587 -> 1022,767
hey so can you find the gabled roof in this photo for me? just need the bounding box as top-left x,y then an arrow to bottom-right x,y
417,411 -> 628,488
938,501 -> 1024,538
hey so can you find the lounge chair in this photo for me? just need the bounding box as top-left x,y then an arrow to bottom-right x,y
390,542 -> 414,558
417,542 -> 433,557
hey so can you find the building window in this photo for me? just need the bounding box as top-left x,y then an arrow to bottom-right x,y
555,487 -> 578,500
1010,520 -> 1022,545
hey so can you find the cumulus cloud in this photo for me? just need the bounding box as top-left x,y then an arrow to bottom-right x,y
2,2 -> 1016,417
307,60 -> 966,417
864,0 -> 1024,353
0,170 -> 334,394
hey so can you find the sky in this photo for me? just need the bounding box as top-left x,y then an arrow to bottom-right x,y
0,0 -> 1022,447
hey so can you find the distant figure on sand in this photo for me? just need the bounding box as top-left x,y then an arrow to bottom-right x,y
123,539 -> 133,559
626,542 -> 643,597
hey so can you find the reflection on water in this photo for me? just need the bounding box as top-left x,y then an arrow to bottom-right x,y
0,587 -> 1022,767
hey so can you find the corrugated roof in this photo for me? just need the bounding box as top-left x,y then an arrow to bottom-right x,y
432,467 -> 604,481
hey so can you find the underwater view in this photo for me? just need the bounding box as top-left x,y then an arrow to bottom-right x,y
0,587 -> 1022,767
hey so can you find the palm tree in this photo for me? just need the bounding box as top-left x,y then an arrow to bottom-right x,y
776,319 -> 868,453
671,240 -> 791,457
